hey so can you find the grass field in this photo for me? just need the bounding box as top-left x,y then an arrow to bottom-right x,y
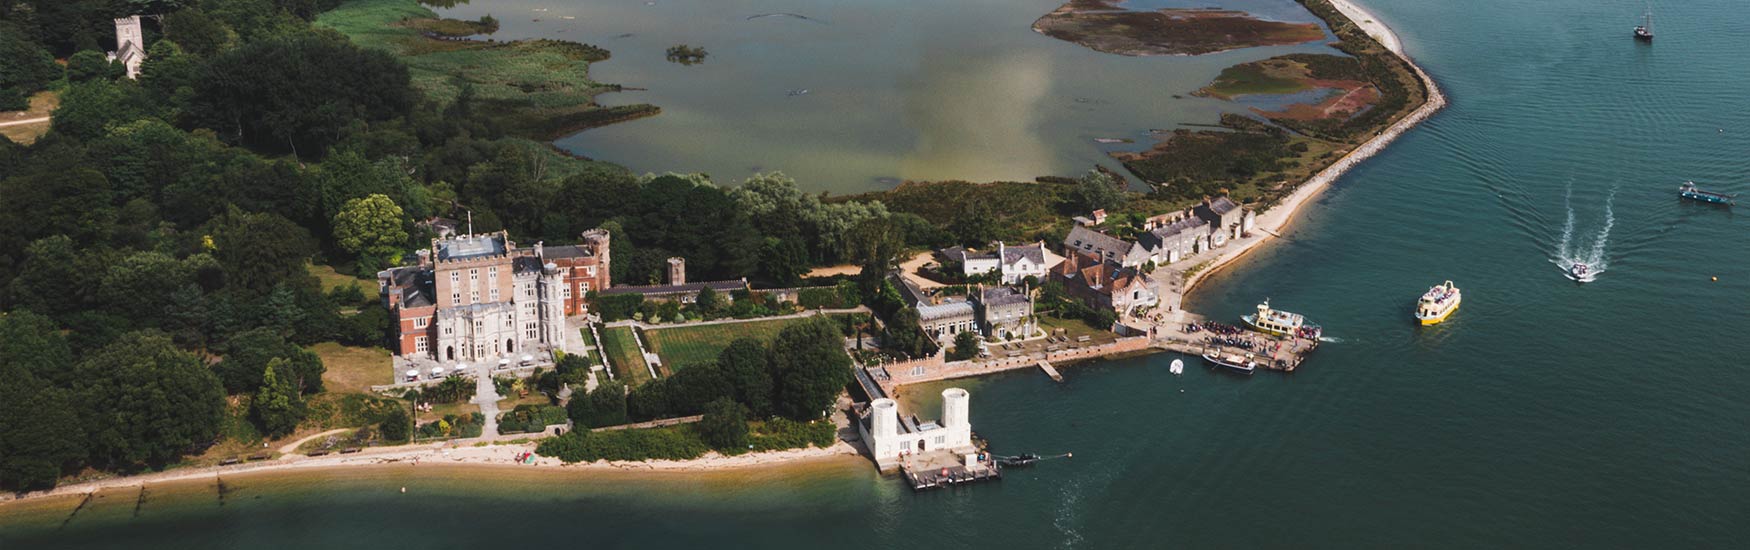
308,263 -> 372,294
599,326 -> 651,386
0,90 -> 57,145
312,342 -> 391,393
643,317 -> 819,371
1199,60 -> 1310,99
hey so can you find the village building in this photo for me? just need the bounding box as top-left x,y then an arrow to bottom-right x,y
916,301 -> 977,343
972,286 -> 1035,340
1138,212 -> 1210,265
379,231 -> 606,362
941,241 -> 1053,284
595,256 -> 749,304
1050,251 -> 1159,315
1192,196 -> 1255,248
1063,225 -> 1150,268
108,16 -> 148,80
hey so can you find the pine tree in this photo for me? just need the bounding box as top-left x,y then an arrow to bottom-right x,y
250,359 -> 305,438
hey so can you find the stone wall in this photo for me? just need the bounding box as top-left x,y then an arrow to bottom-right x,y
882,335 -> 1151,388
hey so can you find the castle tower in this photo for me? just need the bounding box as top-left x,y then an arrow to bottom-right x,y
869,398 -> 901,460
667,257 -> 686,285
941,388 -> 972,449
111,16 -> 147,79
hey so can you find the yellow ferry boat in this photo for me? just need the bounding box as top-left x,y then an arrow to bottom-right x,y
1415,281 -> 1461,325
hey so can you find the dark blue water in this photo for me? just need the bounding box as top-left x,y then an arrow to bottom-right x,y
7,0 -> 1750,547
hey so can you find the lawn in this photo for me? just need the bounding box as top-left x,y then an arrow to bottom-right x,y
1038,315 -> 1116,342
313,342 -> 391,393
643,317 -> 817,371
0,90 -> 57,145
599,326 -> 651,386
308,263 -> 372,294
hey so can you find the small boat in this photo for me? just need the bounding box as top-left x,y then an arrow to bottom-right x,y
1201,350 -> 1257,375
1169,358 -> 1184,375
1633,4 -> 1654,42
1241,299 -> 1322,340
786,88 -> 810,97
1569,262 -> 1595,283
1679,181 -> 1735,205
1415,280 -> 1462,325
997,453 -> 1042,467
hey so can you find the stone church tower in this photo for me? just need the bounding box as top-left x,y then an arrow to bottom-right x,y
109,16 -> 148,79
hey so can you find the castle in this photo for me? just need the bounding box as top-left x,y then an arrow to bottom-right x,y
378,230 -> 610,362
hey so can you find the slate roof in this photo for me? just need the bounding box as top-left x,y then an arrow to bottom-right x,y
1139,216 -> 1209,250
1063,226 -> 1142,263
385,266 -> 434,308
597,279 -> 747,296
1001,242 -> 1046,266
1051,251 -> 1150,298
542,244 -> 594,259
512,256 -> 545,274
978,286 -> 1030,308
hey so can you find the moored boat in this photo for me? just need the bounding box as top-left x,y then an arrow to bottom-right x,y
1633,4 -> 1654,41
1201,349 -> 1257,375
1241,299 -> 1322,340
1415,281 -> 1462,325
1679,181 -> 1735,205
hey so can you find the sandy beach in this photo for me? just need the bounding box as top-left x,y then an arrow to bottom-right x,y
1181,0 -> 1446,293
0,439 -> 861,506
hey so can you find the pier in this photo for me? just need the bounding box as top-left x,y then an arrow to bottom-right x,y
1038,361 -> 1063,382
901,451 -> 1002,491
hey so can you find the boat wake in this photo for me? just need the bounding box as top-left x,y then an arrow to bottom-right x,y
1553,184 -> 1615,283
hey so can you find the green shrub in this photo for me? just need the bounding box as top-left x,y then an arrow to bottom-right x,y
535,425 -> 710,463
748,418 -> 836,452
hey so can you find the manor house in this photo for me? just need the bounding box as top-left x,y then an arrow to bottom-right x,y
379,230 -> 610,362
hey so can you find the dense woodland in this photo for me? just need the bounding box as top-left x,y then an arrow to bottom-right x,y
0,0 -> 1133,492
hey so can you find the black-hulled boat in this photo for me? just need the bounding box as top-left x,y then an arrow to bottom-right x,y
1633,6 -> 1654,42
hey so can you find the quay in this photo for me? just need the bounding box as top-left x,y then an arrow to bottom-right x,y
1038,361 -> 1063,382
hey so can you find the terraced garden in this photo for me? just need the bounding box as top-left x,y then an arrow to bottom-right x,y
599,326 -> 652,386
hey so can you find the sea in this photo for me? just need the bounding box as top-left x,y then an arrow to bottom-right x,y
5,0 -> 1748,547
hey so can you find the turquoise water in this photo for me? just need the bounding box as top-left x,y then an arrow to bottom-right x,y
8,0 -> 1750,546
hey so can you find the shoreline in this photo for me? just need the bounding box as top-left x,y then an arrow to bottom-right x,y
1179,0 -> 1446,296
0,0 -> 1440,510
0,439 -> 861,507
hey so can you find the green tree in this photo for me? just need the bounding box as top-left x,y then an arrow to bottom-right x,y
0,25 -> 59,93
215,327 -> 325,394
191,32 -> 413,156
332,193 -> 408,270
695,285 -> 723,315
162,8 -> 235,57
568,379 -> 628,428
379,403 -> 414,442
949,330 -> 981,361
250,359 -> 305,438
715,338 -> 774,417
0,312 -> 88,490
65,50 -> 115,82
698,397 -> 749,452
1072,169 -> 1127,213
885,306 -> 927,358
209,207 -> 317,294
7,236 -> 93,320
768,318 -> 853,420
76,332 -> 226,469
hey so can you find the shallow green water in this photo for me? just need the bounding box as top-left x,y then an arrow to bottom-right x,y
441,0 -> 1338,192
8,0 -> 1750,547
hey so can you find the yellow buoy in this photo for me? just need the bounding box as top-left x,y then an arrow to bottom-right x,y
1711,276 -> 1718,281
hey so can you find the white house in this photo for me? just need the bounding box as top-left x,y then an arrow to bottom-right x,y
951,241 -> 1054,284
860,388 -> 975,471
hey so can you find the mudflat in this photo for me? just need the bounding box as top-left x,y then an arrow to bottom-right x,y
1032,0 -> 1325,56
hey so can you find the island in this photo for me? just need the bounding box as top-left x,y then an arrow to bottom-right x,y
1032,0 -> 1326,56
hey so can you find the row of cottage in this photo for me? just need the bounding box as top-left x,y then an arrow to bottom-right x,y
914,197 -> 1253,343
379,197 -> 1250,363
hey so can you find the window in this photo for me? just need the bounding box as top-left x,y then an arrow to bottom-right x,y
488,266 -> 498,279
505,317 -> 514,328
526,329 -> 537,340
579,282 -> 590,293
415,336 -> 428,353
470,291 -> 479,303
475,320 -> 484,329
444,326 -> 453,336
562,287 -> 572,299
470,268 -> 479,281
414,317 -> 429,329
451,291 -> 461,304
490,288 -> 499,301
450,271 -> 459,283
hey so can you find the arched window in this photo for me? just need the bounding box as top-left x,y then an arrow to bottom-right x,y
506,339 -> 514,353
446,346 -> 455,361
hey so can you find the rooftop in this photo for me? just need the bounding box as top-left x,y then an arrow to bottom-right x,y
917,301 -> 975,322
435,234 -> 507,261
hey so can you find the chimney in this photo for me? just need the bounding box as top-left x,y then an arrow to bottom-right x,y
534,241 -> 544,258
667,257 -> 686,285
416,249 -> 431,267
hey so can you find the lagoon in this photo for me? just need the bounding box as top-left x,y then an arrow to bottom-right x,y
437,0 -> 1340,192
